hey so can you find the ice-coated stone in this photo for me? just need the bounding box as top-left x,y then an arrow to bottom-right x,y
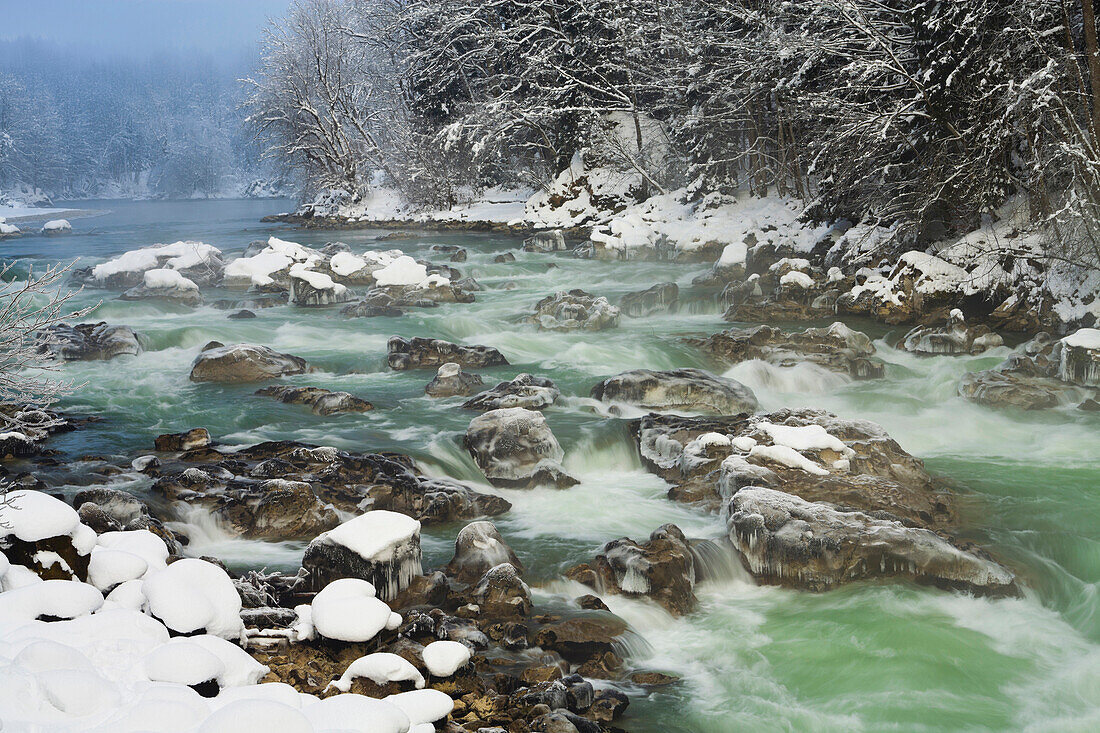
425,362 -> 484,398
303,510 -> 423,599
461,373 -> 559,411
445,521 -> 523,583
35,322 -> 148,361
189,343 -> 310,383
591,368 -> 759,415
387,336 -> 509,371
529,289 -> 620,331
464,407 -> 577,488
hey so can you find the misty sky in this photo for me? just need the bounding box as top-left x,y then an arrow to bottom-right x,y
0,0 -> 291,57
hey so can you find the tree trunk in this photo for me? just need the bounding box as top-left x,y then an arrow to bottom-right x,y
1081,0 -> 1100,148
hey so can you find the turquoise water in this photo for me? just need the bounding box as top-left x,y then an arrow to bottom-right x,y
6,198 -> 1100,731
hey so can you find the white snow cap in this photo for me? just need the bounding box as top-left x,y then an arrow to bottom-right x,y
143,268 -> 199,291
141,558 -> 244,639
383,689 -> 455,726
322,510 -> 422,563
372,255 -> 428,286
327,652 -> 425,693
301,694 -> 411,733
310,578 -> 394,642
42,218 -> 71,231
422,640 -> 472,677
1063,327 -> 1100,349
92,240 -> 221,280
0,489 -> 81,543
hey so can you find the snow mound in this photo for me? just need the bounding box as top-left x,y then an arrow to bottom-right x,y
383,689 -> 455,726
324,510 -> 422,563
422,640 -> 471,677
198,699 -> 312,733
310,578 -> 394,642
327,652 -> 425,692
301,694 -> 411,733
141,558 -> 244,639
0,489 -> 81,543
143,638 -> 225,686
372,255 -> 428,286
143,268 -> 199,291
41,219 -> 71,232
92,240 -> 221,280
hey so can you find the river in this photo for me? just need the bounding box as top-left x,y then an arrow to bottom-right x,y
7,198 -> 1100,731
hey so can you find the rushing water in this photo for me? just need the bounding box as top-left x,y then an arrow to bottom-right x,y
7,198 -> 1100,732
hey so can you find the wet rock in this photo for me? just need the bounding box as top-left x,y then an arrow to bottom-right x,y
472,563 -> 532,618
1079,397 -> 1100,411
534,616 -> 627,665
450,249 -> 468,262
494,252 -> 516,263
900,310 -> 1003,355
302,510 -> 423,599
688,322 -> 885,379
588,689 -> 629,723
523,230 -> 569,252
529,290 -> 620,332
189,344 -> 310,383
340,292 -> 406,318
245,479 -> 341,539
728,487 -> 1016,596
461,374 -> 560,411
35,322 -> 148,361
566,524 -> 697,616
388,336 -> 509,371
150,440 -> 509,536
426,363 -> 485,398
464,407 -> 577,488
255,385 -> 373,415
445,521 -> 524,583
228,309 -> 256,320
958,369 -> 1062,410
591,368 -> 759,415
619,282 -> 678,318
73,486 -> 179,552
155,428 -> 211,452
633,410 -> 953,526
629,671 -> 678,686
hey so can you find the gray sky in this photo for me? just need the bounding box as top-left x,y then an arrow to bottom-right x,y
0,0 -> 291,57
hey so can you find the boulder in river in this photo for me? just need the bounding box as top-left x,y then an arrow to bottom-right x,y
464,407 -> 578,488
461,373 -> 560,411
530,290 -> 620,332
619,282 -> 679,318
80,240 -> 224,289
154,428 -> 211,452
899,310 -> 1003,356
189,343 -> 310,383
119,269 -> 203,306
591,368 -> 759,415
303,510 -> 423,599
958,331 -> 1093,410
566,524 -> 697,616
425,362 -> 485,398
632,409 -> 953,526
1058,328 -> 1100,387
35,322 -> 148,361
288,269 -> 353,306
687,322 -> 885,379
445,521 -> 524,583
727,487 -> 1016,596
523,229 -> 569,252
387,336 -> 509,371
255,385 -> 374,415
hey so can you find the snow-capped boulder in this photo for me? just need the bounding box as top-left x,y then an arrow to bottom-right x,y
424,362 -> 484,398
566,523 -> 697,616
461,373 -> 559,411
591,368 -> 759,415
836,251 -> 970,324
327,653 -> 425,693
688,322 -> 885,379
383,689 -> 455,727
728,487 -> 1016,596
464,407 -> 578,488
422,640 -> 472,677
189,343 -> 310,383
900,310 -> 1004,356
40,219 -> 71,234
529,289 -> 620,331
1058,328 -> 1100,387
306,577 -> 398,642
0,489 -> 93,582
288,266 -> 352,306
0,219 -> 20,237
142,558 -> 245,639
35,321 -> 147,361
87,240 -> 224,289
300,694 -> 411,733
120,268 -> 203,306
472,562 -> 532,618
445,521 -> 523,583
959,332 -> 1082,410
255,385 -> 373,415
387,336 -> 509,371
619,282 -> 679,318
303,510 -> 423,599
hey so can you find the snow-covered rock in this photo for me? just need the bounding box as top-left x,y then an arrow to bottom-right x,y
88,240 -> 224,289
900,310 -> 1004,356
1059,328 -> 1100,387
288,265 -> 352,306
309,578 -> 396,642
142,558 -> 244,639
383,688 -> 455,726
302,510 -> 423,599
327,652 -> 425,692
424,362 -> 484,398
0,489 -> 93,582
422,640 -> 472,677
464,407 -> 577,488
41,218 -> 71,234
119,268 -> 204,306
460,373 -> 559,411
529,289 -> 620,331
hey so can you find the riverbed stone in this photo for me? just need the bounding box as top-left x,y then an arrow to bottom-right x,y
425,362 -> 485,398
35,322 -> 148,361
461,374 -> 560,411
900,310 -> 1003,356
688,322 -> 884,379
255,385 -> 373,415
464,407 -> 577,488
727,487 -> 1016,596
446,521 -> 524,583
388,336 -> 509,371
619,282 -> 679,318
529,290 -> 620,332
189,343 -> 310,383
591,368 -> 759,415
